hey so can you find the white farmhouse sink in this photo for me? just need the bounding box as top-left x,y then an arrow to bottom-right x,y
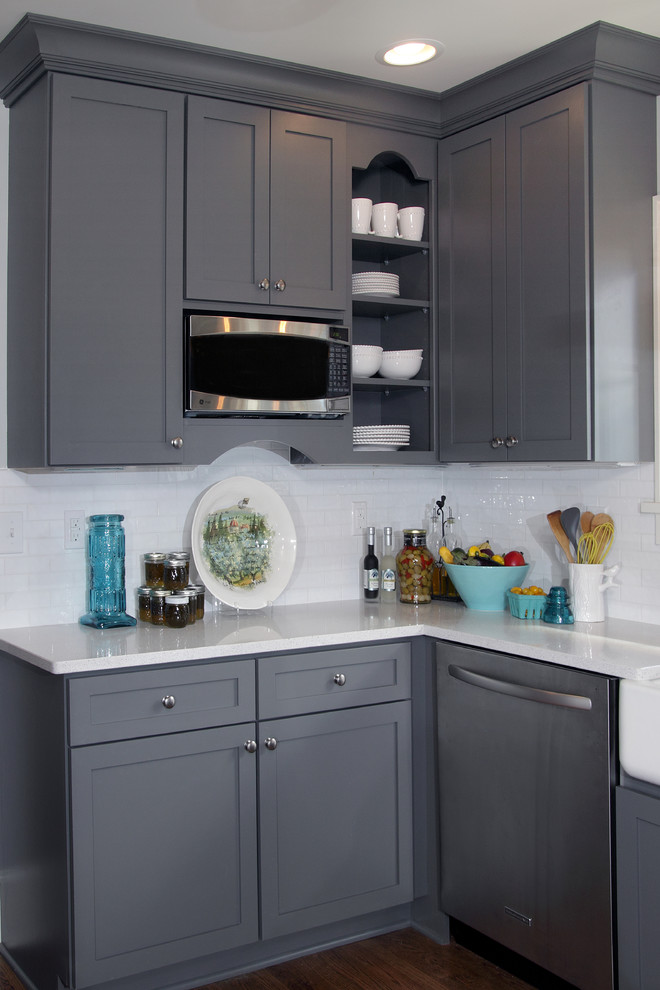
619,679 -> 660,785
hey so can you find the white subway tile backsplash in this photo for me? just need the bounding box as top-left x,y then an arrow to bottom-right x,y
0,455 -> 657,627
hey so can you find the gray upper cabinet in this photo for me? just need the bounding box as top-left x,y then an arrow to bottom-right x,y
186,97 -> 347,312
438,82 -> 655,463
7,74 -> 186,468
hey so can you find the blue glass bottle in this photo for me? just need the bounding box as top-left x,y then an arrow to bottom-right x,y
80,514 -> 137,629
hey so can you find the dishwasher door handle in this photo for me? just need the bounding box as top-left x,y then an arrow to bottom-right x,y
447,664 -> 593,710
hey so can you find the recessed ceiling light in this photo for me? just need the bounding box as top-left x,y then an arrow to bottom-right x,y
376,39 -> 444,67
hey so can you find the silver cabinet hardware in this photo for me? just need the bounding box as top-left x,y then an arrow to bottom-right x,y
505,435 -> 519,447
258,277 -> 270,291
274,279 -> 286,292
264,737 -> 278,750
161,695 -> 176,709
244,740 -> 257,753
170,437 -> 183,449
333,673 -> 346,686
490,437 -> 504,448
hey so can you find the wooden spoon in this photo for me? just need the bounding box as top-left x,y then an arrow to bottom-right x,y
580,511 -> 594,534
591,512 -> 614,531
547,510 -> 574,563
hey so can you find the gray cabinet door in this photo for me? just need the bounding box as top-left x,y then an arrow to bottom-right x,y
505,86 -> 588,460
70,724 -> 258,986
438,86 -> 588,462
186,98 -> 270,304
186,100 -> 346,311
437,117 -> 507,461
47,76 -> 185,465
259,701 -> 413,938
616,786 -> 660,990
269,110 -> 346,310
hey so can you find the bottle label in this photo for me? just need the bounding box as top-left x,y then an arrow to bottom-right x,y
382,567 -> 396,592
364,568 -> 379,591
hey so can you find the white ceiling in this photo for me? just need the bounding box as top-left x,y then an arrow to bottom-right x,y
1,0 -> 660,93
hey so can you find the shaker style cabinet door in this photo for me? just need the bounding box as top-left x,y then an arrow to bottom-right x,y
47,76 -> 186,465
258,701 -> 413,938
186,97 -> 346,310
185,99 -> 270,304
438,86 -> 588,461
269,110 -> 347,310
437,117 -> 507,461
69,725 -> 259,986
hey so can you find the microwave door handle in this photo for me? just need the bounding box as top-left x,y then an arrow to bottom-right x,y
447,664 -> 593,711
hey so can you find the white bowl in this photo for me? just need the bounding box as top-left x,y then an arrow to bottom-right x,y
352,345 -> 383,378
379,349 -> 423,380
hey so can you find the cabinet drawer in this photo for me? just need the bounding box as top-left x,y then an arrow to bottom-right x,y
68,661 -> 255,745
258,642 -> 411,718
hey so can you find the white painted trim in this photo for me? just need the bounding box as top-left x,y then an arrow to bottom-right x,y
640,194 -> 660,540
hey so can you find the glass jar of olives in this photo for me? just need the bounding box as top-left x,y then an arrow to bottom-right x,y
396,530 -> 434,604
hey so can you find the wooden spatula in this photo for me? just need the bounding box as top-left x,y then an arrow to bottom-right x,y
580,511 -> 594,534
547,510 -> 574,563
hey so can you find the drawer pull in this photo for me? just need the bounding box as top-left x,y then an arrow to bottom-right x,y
333,672 -> 346,686
244,739 -> 257,754
265,737 -> 278,751
161,695 -> 176,709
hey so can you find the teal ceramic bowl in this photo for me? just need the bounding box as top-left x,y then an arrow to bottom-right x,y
445,563 -> 529,611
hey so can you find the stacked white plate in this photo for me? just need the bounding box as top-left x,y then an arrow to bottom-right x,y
352,272 -> 400,297
353,424 -> 410,450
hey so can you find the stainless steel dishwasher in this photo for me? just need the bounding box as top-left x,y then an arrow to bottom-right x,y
436,642 -> 615,990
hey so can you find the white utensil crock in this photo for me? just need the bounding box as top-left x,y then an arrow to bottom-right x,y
568,562 -> 620,622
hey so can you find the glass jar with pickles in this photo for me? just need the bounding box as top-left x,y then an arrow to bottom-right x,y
396,530 -> 434,604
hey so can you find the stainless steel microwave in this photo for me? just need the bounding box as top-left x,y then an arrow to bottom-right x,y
185,315 -> 351,417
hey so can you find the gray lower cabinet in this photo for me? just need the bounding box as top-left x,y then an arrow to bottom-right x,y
70,725 -> 259,987
438,81 -> 655,463
259,702 -> 413,939
7,73 -> 186,468
616,785 -> 660,990
0,643 -> 413,990
186,97 -> 347,311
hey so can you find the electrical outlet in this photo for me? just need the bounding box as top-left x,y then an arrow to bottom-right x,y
351,501 -> 367,536
0,512 -> 23,554
64,511 -> 85,549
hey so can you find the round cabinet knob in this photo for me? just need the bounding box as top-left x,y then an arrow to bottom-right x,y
170,437 -> 183,449
490,437 -> 504,449
505,435 -> 519,448
274,279 -> 286,292
244,740 -> 258,754
333,673 -> 346,686
258,277 -> 270,291
161,695 -> 176,709
264,737 -> 278,751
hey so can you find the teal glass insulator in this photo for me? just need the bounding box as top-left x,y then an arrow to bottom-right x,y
80,514 -> 136,629
542,585 -> 574,625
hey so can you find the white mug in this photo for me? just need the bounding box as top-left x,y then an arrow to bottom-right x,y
351,198 -> 372,234
568,563 -> 620,622
371,202 -> 398,237
397,206 -> 425,240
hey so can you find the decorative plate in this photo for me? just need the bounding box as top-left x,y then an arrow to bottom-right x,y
191,477 -> 297,610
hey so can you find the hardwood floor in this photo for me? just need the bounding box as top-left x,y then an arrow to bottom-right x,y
0,929 -> 539,990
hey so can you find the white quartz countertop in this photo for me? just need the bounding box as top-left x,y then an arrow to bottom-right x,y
0,599 -> 659,678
